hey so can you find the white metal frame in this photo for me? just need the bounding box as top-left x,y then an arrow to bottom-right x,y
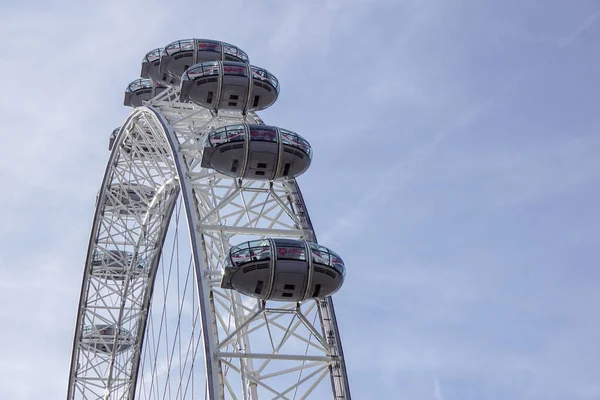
67,85 -> 350,399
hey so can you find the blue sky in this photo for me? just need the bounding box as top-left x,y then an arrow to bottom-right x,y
0,0 -> 599,398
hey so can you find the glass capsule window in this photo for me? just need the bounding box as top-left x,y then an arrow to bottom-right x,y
280,129 -> 313,159
83,325 -> 130,336
207,130 -> 227,146
82,326 -> 99,335
227,127 -> 245,142
309,243 -> 345,276
249,240 -> 271,260
92,250 -> 131,265
165,39 -> 195,55
251,67 -> 280,92
126,79 -> 153,93
223,42 -> 249,63
230,247 -> 250,265
197,40 -> 221,53
297,137 -> 311,155
222,62 -> 248,77
266,72 -> 279,90
330,252 -> 345,275
207,130 -> 228,146
143,48 -> 163,63
207,125 -> 244,146
309,244 -> 330,265
164,41 -> 179,54
227,240 -> 344,276
229,240 -> 271,267
276,243 -> 307,261
280,130 -> 295,146
185,62 -> 220,80
206,125 -> 312,159
248,126 -> 277,142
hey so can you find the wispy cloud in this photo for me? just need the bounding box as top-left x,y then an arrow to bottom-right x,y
558,12 -> 599,48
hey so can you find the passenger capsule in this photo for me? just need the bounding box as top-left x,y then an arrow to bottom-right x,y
104,184 -> 156,215
123,79 -> 167,107
109,127 -> 120,151
201,124 -> 312,180
141,48 -> 181,85
91,250 -> 143,280
159,39 -> 249,83
109,125 -> 169,157
221,239 -> 345,302
180,61 -> 279,112
81,325 -> 135,354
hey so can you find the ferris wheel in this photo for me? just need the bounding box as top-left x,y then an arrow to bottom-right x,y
67,38 -> 351,400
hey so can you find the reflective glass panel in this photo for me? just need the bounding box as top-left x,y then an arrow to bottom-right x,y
144,48 -> 162,62
230,242 -> 249,253
100,327 -> 112,335
310,243 -> 330,265
166,40 -> 193,54
165,43 -> 178,53
231,247 -> 251,266
209,130 -> 228,146
248,239 -> 269,247
249,127 -> 277,142
221,43 -> 249,62
201,62 -> 219,75
227,126 -> 245,142
127,79 -> 153,92
276,245 -> 306,261
222,62 -> 247,76
180,40 -> 194,51
186,62 -> 218,79
249,246 -> 270,260
251,68 -> 266,79
223,43 -> 237,56
266,73 -> 280,90
280,130 -> 297,146
330,253 -> 345,275
296,137 -> 311,155
197,41 -> 220,52
238,49 -> 249,63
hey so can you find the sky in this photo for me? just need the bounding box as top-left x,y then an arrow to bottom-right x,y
1,0 -> 599,398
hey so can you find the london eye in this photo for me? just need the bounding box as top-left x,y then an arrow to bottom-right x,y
67,38 -> 351,399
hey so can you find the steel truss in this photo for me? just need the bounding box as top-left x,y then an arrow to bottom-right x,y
68,85 -> 350,399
